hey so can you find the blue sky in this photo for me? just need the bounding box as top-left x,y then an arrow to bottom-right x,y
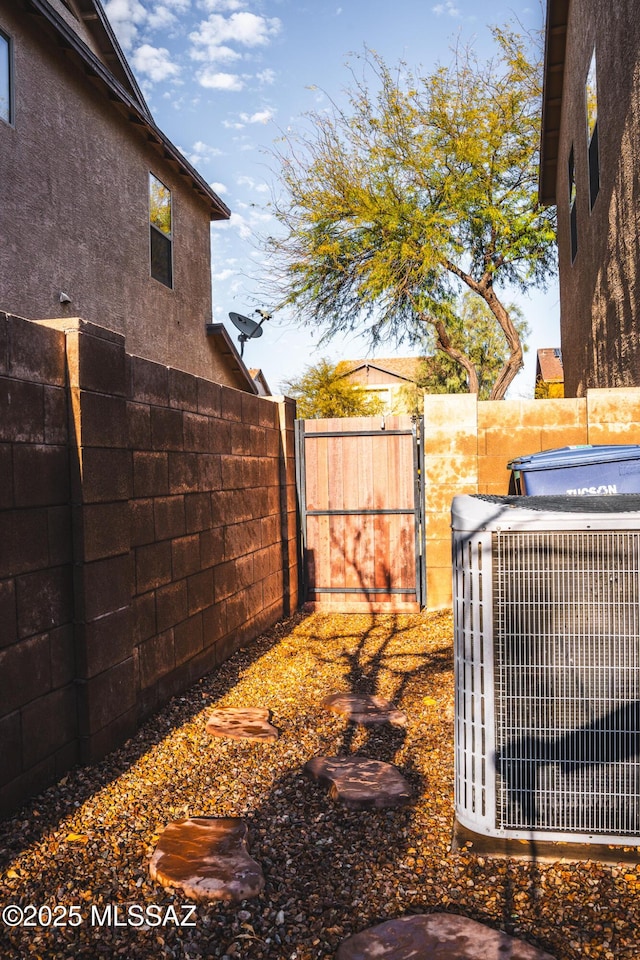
104,0 -> 559,396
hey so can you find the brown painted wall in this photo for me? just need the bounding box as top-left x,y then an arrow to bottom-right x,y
555,1 -> 640,396
423,389 -> 640,609
0,315 -> 76,817
0,312 -> 299,817
0,4 -> 229,382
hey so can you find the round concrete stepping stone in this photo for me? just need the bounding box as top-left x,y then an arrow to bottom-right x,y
335,914 -> 556,960
149,817 -> 264,902
304,755 -> 412,808
205,706 -> 279,741
322,692 -> 407,728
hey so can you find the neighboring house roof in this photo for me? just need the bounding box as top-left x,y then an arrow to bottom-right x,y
539,0 -> 570,205
536,347 -> 564,383
206,325 -> 259,394
248,368 -> 272,396
24,0 -> 230,222
338,358 -> 424,384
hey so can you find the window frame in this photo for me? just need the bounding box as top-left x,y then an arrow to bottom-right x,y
0,28 -> 14,127
149,172 -> 173,289
568,145 -> 578,263
585,48 -> 600,211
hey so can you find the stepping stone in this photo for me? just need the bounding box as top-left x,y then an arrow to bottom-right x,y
304,755 -> 412,808
336,914 -> 555,960
322,693 -> 407,728
206,706 -> 279,741
149,817 -> 264,902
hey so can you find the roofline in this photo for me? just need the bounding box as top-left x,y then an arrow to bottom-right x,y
336,361 -> 420,384
75,0 -> 153,122
539,0 -> 570,205
24,0 -> 230,221
206,324 -> 259,394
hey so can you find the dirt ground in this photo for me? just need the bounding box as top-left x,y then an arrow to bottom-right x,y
1,610 -> 640,959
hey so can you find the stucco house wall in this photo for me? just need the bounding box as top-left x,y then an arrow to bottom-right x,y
0,0 -> 236,384
540,0 -> 640,397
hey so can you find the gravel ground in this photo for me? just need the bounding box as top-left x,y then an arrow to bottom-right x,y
1,610 -> 640,960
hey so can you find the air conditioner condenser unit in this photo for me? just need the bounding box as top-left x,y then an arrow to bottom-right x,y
452,493 -> 640,848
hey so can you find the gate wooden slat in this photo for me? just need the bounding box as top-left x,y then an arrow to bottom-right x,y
296,415 -> 424,613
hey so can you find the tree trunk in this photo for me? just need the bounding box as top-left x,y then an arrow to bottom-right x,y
432,318 -> 480,395
482,288 -> 523,400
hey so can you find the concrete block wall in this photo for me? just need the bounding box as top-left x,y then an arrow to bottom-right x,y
423,388 -> 640,610
0,313 -> 77,815
0,313 -> 299,817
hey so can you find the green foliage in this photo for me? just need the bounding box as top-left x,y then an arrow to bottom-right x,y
534,378 -> 564,399
266,24 -> 556,399
284,358 -> 385,419
399,295 -> 529,412
150,175 -> 172,236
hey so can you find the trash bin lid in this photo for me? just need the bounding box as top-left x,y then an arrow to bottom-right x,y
507,444 -> 640,472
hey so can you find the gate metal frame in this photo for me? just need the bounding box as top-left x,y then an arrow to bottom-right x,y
294,417 -> 426,607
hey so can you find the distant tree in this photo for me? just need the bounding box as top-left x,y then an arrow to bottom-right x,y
266,26 -> 556,399
534,378 -> 564,399
401,294 -> 530,409
284,358 -> 385,419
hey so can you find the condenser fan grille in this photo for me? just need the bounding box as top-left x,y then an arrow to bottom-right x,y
493,530 -> 640,836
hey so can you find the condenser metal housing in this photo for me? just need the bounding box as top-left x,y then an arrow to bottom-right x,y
452,494 -> 640,847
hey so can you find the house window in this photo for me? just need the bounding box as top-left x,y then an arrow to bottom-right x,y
586,49 -> 600,209
568,145 -> 577,262
149,173 -> 173,288
0,30 -> 12,125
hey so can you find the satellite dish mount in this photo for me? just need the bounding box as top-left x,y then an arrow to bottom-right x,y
228,310 -> 271,358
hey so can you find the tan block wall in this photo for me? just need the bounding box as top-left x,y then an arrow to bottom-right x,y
423,389 -> 640,610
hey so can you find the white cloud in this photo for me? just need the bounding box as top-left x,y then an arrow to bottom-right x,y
432,0 -> 460,15
236,174 -> 269,193
193,139 -> 220,155
240,107 -> 275,124
131,44 -> 181,82
199,0 -> 245,11
192,43 -> 241,63
146,5 -> 178,29
222,118 -> 246,129
184,139 -> 224,164
104,0 -> 147,49
189,12 -> 282,64
212,267 -> 238,282
210,181 -> 228,194
105,0 -> 193,49
212,210 -> 252,239
197,68 -> 245,90
256,68 -> 276,86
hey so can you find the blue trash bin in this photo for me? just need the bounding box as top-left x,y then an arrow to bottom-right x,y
507,444 -> 640,496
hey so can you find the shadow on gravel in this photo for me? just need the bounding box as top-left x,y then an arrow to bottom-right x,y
0,611 -> 311,871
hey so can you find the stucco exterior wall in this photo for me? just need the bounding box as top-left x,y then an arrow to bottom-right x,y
555,1 -> 640,396
0,3 -> 228,382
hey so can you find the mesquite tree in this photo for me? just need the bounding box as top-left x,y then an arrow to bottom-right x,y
265,27 -> 556,399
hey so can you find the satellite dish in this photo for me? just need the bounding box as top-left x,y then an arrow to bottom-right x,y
228,310 -> 270,357
229,312 -> 264,339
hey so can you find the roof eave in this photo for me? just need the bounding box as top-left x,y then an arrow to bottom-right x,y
539,0 -> 570,206
206,324 -> 259,394
24,0 -> 230,221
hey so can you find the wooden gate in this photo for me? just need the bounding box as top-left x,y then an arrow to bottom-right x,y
295,415 -> 425,612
